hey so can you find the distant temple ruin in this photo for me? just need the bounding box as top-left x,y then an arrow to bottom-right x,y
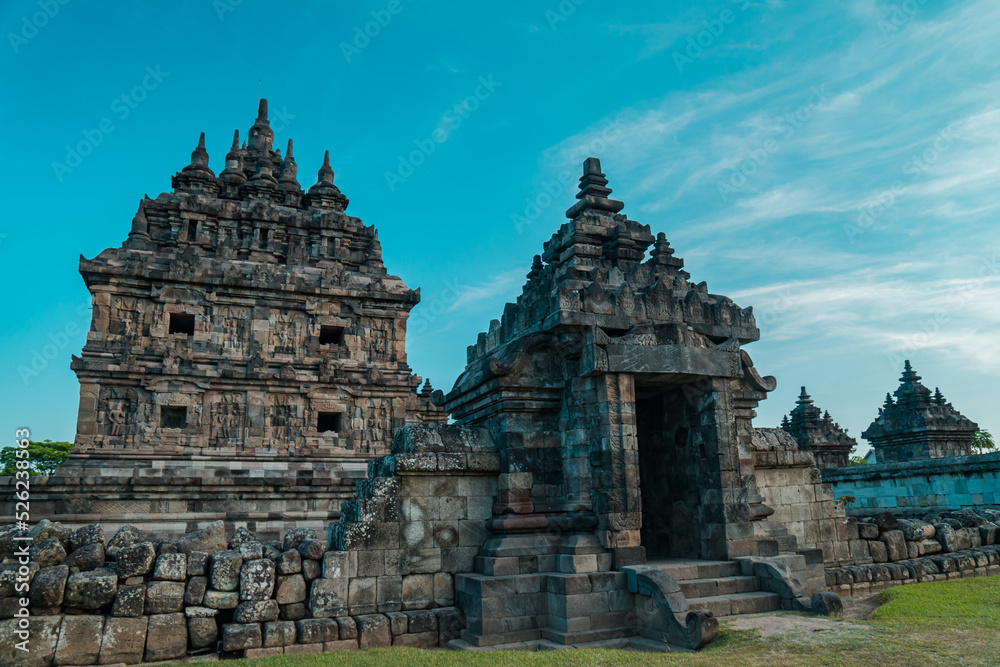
780,387 -> 856,469
862,361 -> 978,464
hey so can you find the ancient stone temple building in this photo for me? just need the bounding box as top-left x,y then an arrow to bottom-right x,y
49,100 -> 444,538
780,387 -> 856,469
862,361 -> 977,464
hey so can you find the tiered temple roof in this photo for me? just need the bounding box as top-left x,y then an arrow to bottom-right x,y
781,387 -> 856,469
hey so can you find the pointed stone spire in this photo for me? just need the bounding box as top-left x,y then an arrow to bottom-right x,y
182,132 -> 215,176
901,359 -> 920,383
649,232 -> 687,276
307,150 -> 349,210
128,200 -> 150,241
219,129 -> 247,183
565,157 -> 625,218
781,414 -> 791,429
420,379 -> 434,397
247,98 -> 274,154
796,386 -> 813,406
366,229 -> 384,268
278,139 -> 300,190
934,387 -> 945,406
527,254 -> 544,281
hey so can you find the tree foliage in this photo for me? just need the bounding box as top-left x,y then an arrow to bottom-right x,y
971,430 -> 996,455
0,440 -> 73,476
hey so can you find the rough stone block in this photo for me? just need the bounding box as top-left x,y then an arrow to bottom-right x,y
185,575 -> 208,606
29,537 -> 67,568
63,543 -> 105,573
153,553 -> 187,581
145,580 -> 185,614
240,558 -> 276,600
880,530 -> 908,562
0,615 -> 59,666
386,610 -> 408,635
178,520 -> 227,555
235,599 -> 280,623
112,584 -> 145,617
303,559 -> 322,581
188,616 -> 218,650
54,614 -> 103,666
144,613 -> 187,662
98,616 -> 148,665
310,577 -> 348,618
868,540 -> 888,563
278,550 -> 302,574
355,613 -> 392,648
336,616 -> 358,640
263,620 -> 297,647
283,527 -> 317,552
211,550 -> 243,591
276,574 -> 307,604
297,618 -> 338,644
65,570 -> 117,610
116,542 -> 157,578
187,550 -> 209,576
406,609 -> 438,634
280,602 -> 309,621
69,524 -> 106,553
297,539 -> 327,561
203,589 -> 239,609
222,622 -> 262,651
30,565 -> 68,608
401,573 -> 433,610
858,523 -> 879,540
349,576 -> 377,612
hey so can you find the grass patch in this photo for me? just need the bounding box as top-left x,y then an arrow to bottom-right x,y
184,578 -> 1000,667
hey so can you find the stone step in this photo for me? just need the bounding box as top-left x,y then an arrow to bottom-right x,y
776,534 -> 799,552
685,591 -> 781,618
677,575 -> 759,599
651,559 -> 741,581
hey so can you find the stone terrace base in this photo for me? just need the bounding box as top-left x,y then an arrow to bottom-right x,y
825,544 -> 1000,599
0,454 -> 367,541
448,636 -> 694,653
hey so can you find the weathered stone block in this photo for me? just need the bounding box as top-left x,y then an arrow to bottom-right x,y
63,543 -> 105,573
185,575 -> 208,605
234,599 -> 280,623
203,589 -> 239,609
297,539 -> 327,561
303,558 -> 321,581
98,616 -> 148,665
297,617 -> 338,644
154,552 -> 187,581
278,550 -> 302,574
188,616 -> 218,650
222,622 -> 262,651
178,520 -> 227,555
112,584 -> 145,617
54,614 -> 103,666
935,523 -> 959,552
145,580 -> 185,614
336,615 -> 358,640
280,602 -> 309,621
262,620 -> 297,647
69,524 -> 105,553
858,523 -> 879,540
386,610 -> 408,635
65,570 -> 117,609
116,542 -> 156,578
868,540 -> 888,563
0,616 -> 59,666
406,609 -> 438,634
401,573 -> 434,611
229,527 -> 258,549
144,613 -> 187,662
187,550 -> 209,576
879,530 -> 907,562
30,565 -> 68,608
349,576 -> 377,612
239,541 -> 264,561
283,527 -> 317,552
107,525 -> 146,552
393,631 -> 438,648
355,613 -> 392,648
310,577 -> 348,618
240,558 -> 276,600
210,550 -> 243,591
29,538 -> 67,569
275,574 -> 307,604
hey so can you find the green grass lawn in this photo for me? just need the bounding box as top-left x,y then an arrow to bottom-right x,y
198,577 -> 1000,667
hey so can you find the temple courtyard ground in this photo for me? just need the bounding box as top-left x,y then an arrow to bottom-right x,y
183,577 -> 999,666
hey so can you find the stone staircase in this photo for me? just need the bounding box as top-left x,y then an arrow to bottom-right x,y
649,559 -> 782,618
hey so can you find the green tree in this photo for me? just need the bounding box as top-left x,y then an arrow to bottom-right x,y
848,443 -> 870,466
0,440 -> 73,476
971,430 -> 996,455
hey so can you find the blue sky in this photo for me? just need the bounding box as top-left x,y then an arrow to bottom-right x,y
2,0 -> 998,453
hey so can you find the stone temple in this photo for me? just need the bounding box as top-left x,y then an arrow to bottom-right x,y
53,101 -> 444,539
780,387 -> 857,469
862,361 -> 978,464
5,104 -> 1000,663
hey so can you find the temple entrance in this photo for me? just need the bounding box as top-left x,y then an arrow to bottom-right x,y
635,383 -> 703,559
